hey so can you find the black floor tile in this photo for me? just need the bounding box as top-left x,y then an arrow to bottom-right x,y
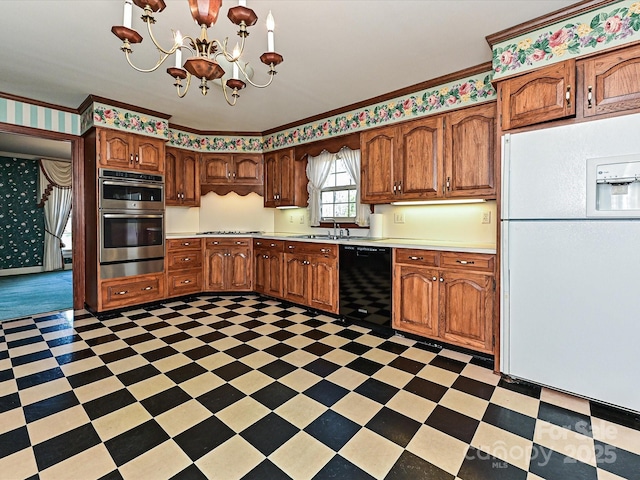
0,369 -> 14,382
105,420 -> 170,467
528,444 -> 597,480
187,311 -> 210,320
33,423 -> 101,471
55,348 -> 96,365
302,329 -> 330,341
336,329 -> 364,340
0,392 -> 21,414
388,356 -> 425,374
482,403 -> 537,441
537,402 -> 592,437
251,381 -> 297,410
184,344 -> 218,360
497,378 -> 542,399
85,333 -> 120,347
305,410 -> 360,451
123,332 -> 156,345
170,464 -> 209,480
594,440 -> 640,480
166,363 -> 208,384
46,334 -> 82,348
23,391 -> 80,423
83,388 -> 137,420
303,358 -> 340,378
386,450 -> 454,480
67,365 -> 113,388
158,312 -> 182,321
197,383 -> 245,413
162,332 -> 191,344
243,459 -> 292,480
258,359 -> 297,380
212,360 -> 252,381
142,345 -> 179,362
11,349 -> 53,367
240,412 -> 298,456
176,320 -> 202,331
590,401 -> 640,431
354,378 -> 399,405
0,426 -> 31,459
233,331 -> 262,343
141,386 -> 192,416
425,405 -> 479,444
98,469 -> 125,480
378,341 -> 410,355
117,364 -> 161,386
225,344 -> 259,359
341,342 -> 371,356
365,407 -> 421,447
304,380 -> 348,407
303,342 -> 334,357
346,357 -> 384,376
312,455 -> 374,480
100,347 -> 137,364
451,375 -> 495,401
429,356 -> 466,374
268,330 -> 296,342
458,446 -> 527,480
16,367 -> 64,390
264,343 -> 297,358
174,416 -> 235,461
403,377 -> 448,403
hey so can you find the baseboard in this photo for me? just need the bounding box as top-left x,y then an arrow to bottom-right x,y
0,266 -> 45,276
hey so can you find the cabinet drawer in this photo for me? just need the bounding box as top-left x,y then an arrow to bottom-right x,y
167,249 -> 203,270
285,241 -> 337,257
167,238 -> 202,250
253,239 -> 284,252
204,237 -> 251,248
440,252 -> 494,272
394,249 -> 439,267
168,269 -> 203,296
101,273 -> 164,309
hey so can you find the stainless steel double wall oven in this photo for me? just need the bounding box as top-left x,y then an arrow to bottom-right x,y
99,169 -> 165,279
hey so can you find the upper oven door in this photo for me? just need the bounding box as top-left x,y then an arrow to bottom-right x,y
100,212 -> 165,263
99,178 -> 164,210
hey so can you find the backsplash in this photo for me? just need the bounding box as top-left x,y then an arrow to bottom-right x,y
0,156 -> 44,269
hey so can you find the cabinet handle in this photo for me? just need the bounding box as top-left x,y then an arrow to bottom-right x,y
270,243 -> 276,247
263,254 -> 269,259
432,276 -> 437,281
227,171 -> 231,178
398,181 -> 402,192
320,248 -> 330,253
288,245 -> 295,249
456,260 -> 475,265
232,172 -> 236,178
446,176 -> 451,191
566,85 -> 571,108
211,241 -> 219,245
135,154 -> 139,163
587,85 -> 592,108
409,256 -> 423,261
439,277 -> 444,282
256,241 -> 262,246
235,241 -> 243,245
183,242 -> 190,246
115,290 -> 129,295
183,257 -> 191,261
129,154 -> 134,164
393,182 -> 397,193
142,286 -> 153,291
182,280 -> 191,284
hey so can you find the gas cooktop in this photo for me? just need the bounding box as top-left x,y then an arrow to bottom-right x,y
196,231 -> 263,235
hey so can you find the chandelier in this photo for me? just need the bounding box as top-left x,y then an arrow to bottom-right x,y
111,0 -> 283,106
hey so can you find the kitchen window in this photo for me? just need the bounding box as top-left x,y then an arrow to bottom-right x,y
321,156 -> 357,221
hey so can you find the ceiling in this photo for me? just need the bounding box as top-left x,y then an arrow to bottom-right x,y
0,0 -> 580,136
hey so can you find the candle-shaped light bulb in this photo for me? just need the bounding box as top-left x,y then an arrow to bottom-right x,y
266,11 -> 275,52
174,30 -> 183,68
123,0 -> 133,29
238,0 -> 247,6
232,43 -> 240,79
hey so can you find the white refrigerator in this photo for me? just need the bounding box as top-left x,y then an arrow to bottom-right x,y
501,113 -> 640,413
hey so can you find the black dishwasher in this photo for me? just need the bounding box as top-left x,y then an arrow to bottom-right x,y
339,245 -> 392,329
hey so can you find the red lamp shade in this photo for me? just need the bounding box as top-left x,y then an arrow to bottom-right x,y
188,0 -> 223,27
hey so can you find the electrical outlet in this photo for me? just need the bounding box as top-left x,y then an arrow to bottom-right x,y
299,214 -> 304,224
289,215 -> 294,223
482,211 -> 491,224
394,213 -> 405,224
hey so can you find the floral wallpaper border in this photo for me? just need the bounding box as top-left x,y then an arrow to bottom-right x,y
492,0 -> 640,80
83,102 -> 170,140
263,72 -> 496,151
167,129 -> 263,153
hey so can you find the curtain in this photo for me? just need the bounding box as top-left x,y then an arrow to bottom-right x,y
306,150 -> 334,226
339,147 -> 369,226
38,159 -> 72,271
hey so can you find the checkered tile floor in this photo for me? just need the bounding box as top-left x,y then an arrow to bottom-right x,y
1,295 -> 639,480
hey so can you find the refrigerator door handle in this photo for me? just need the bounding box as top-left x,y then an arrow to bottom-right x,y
500,219 -> 511,374
501,134 -> 511,220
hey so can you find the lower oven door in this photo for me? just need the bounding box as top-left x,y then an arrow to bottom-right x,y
100,211 -> 164,263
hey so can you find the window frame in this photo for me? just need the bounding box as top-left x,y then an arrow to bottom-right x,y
319,155 -> 357,224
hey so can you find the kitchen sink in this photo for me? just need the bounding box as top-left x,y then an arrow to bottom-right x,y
292,234 -> 371,241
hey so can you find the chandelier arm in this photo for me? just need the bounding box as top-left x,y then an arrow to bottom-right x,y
220,81 -> 238,107
124,49 -> 171,73
239,63 -> 277,88
176,72 -> 192,98
144,19 -> 180,55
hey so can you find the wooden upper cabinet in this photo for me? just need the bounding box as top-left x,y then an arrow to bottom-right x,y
580,43 -> 640,118
444,102 -> 496,198
166,147 -> 200,206
360,126 -> 396,202
500,59 -> 576,130
398,116 -> 443,199
98,128 -> 165,173
201,155 -> 232,184
234,154 -> 263,184
201,153 -> 263,197
263,148 -> 307,208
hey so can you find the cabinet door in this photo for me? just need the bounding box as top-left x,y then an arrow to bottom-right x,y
167,248 -> 202,271
440,271 -> 493,353
202,155 -> 233,184
264,153 -> 279,207
283,254 -> 308,305
234,154 -> 263,184
278,149 -> 295,206
582,43 -> 640,118
392,265 -> 439,338
165,148 -> 179,205
168,269 -> 203,297
254,250 -> 268,294
100,129 -> 132,169
398,116 -> 442,199
134,136 -> 165,173
228,246 -> 252,291
500,59 -> 576,130
181,152 -> 200,206
445,102 -> 496,198
100,273 -> 164,310
266,251 -> 283,298
360,126 -> 396,203
204,248 -> 227,291
309,256 -> 338,313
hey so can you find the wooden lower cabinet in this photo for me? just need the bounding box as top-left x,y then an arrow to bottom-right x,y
166,238 -> 203,297
100,272 -> 165,310
253,239 -> 284,298
393,249 -> 495,354
283,242 -> 338,314
204,238 -> 252,291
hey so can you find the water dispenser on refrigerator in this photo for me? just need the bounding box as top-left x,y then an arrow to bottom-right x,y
586,154 -> 640,217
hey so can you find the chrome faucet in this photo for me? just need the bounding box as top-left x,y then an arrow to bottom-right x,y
327,218 -> 339,238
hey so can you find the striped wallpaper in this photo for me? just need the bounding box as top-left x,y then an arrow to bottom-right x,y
0,97 -> 80,136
